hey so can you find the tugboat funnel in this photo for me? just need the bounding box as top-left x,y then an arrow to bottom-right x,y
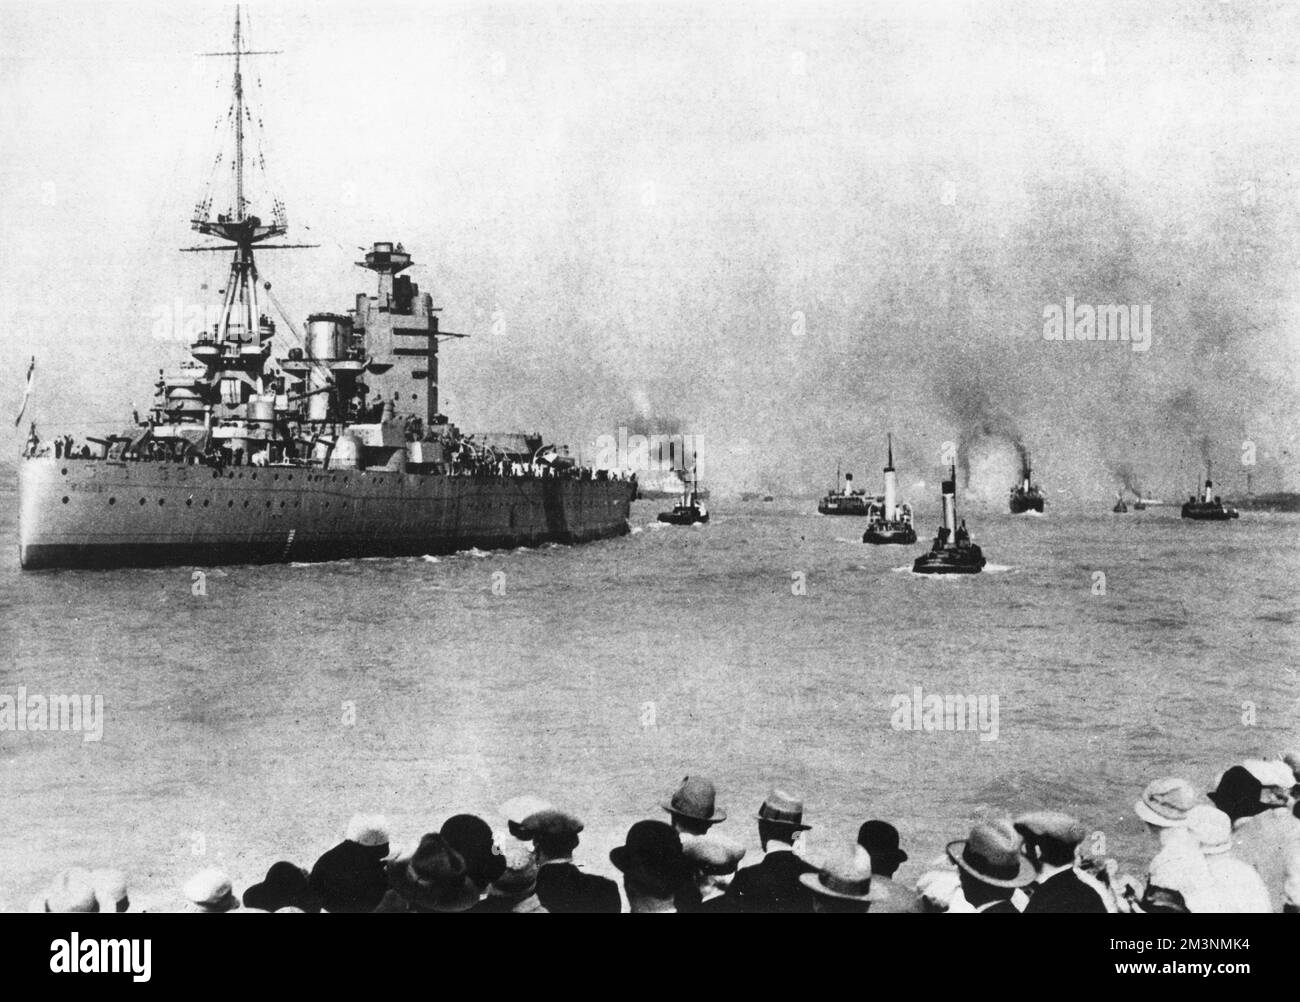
942,465 -> 957,536
1203,479 -> 1213,504
883,434 -> 896,520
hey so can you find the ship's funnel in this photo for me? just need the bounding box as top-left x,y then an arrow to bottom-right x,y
883,435 -> 896,519
942,466 -> 957,538
1204,479 -> 1213,504
844,472 -> 854,495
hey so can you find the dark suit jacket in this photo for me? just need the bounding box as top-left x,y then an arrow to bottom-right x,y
1023,869 -> 1108,914
727,850 -> 817,914
534,862 -> 622,913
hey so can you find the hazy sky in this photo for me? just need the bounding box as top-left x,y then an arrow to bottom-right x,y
2,0 -> 1297,498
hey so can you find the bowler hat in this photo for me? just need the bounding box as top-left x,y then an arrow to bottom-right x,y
662,775 -> 727,825
946,820 -> 1035,888
756,789 -> 812,830
609,820 -> 692,898
856,820 -> 908,871
440,814 -> 506,889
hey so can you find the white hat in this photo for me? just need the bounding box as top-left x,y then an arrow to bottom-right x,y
1186,805 -> 1233,855
345,813 -> 391,848
41,869 -> 100,913
1242,759 -> 1296,791
498,796 -> 554,828
182,868 -> 239,912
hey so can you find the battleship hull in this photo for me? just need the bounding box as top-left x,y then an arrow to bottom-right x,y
18,458 -> 634,570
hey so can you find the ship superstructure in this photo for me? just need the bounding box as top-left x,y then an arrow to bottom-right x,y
17,9 -> 634,570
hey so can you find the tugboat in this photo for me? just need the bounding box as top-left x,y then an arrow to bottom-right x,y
1133,497 -> 1148,511
863,435 -> 917,545
1112,491 -> 1128,513
1008,455 -> 1046,514
913,464 -> 986,574
817,462 -> 873,515
658,475 -> 709,525
1181,470 -> 1239,521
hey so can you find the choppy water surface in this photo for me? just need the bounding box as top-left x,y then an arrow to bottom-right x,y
1,482 -> 1296,909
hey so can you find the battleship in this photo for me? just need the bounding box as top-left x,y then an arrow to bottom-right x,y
1008,455 -> 1046,514
862,436 -> 917,545
1181,473 -> 1239,521
913,464 -> 985,574
16,11 -> 634,571
817,464 -> 873,515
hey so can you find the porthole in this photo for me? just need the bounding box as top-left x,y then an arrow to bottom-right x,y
203,500 -> 210,507
61,496 -> 69,504
109,498 -> 116,505
266,501 -> 272,508
158,499 -> 165,506
61,468 -> 68,476
280,501 -> 286,508
228,501 -> 235,508
243,500 -> 250,508
186,499 -> 193,507
139,498 -> 146,506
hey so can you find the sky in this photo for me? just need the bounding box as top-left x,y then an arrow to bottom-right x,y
1,0 -> 1297,499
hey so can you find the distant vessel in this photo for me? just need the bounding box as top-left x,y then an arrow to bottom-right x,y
1181,471 -> 1239,521
818,462 -> 873,516
863,435 -> 916,545
16,10 -> 633,570
913,464 -> 986,574
1133,498 -> 1148,511
1112,491 -> 1128,513
1009,456 -> 1046,514
658,474 -> 709,525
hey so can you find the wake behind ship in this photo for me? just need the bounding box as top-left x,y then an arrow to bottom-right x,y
17,11 -> 634,571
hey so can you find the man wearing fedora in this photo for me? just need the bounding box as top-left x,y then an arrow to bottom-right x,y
856,820 -> 922,913
610,820 -> 693,913
946,819 -> 1035,913
728,789 -> 818,913
514,808 -> 621,913
662,775 -> 726,839
1013,811 -> 1109,913
799,846 -> 882,914
373,833 -> 482,913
